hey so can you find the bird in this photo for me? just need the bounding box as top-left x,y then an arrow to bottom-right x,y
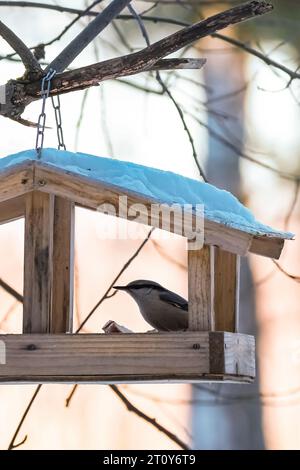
113,280 -> 188,332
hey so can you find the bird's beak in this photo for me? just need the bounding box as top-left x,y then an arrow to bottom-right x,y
113,285 -> 128,290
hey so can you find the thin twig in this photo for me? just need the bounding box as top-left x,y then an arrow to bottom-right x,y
110,385 -> 189,450
0,278 -> 23,303
22,2 -> 273,99
284,180 -> 300,230
75,227 -> 154,333
272,260 -> 300,283
8,229 -> 154,449
128,3 -> 208,182
8,385 -> 42,450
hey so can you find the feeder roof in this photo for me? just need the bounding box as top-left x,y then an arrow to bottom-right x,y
0,148 -> 294,258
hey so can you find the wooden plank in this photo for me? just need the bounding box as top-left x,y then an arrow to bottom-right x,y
214,248 -> 240,332
209,332 -> 255,378
51,197 -> 74,333
249,235 -> 285,260
0,161 -> 34,203
23,191 -> 54,333
0,332 -> 255,383
34,162 -> 252,256
188,245 -> 215,331
0,195 -> 25,225
223,332 -> 256,378
34,162 -> 289,259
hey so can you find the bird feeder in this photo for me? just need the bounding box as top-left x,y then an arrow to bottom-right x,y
0,149 -> 293,384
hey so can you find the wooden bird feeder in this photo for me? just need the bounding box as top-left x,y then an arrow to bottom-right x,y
0,149 -> 293,384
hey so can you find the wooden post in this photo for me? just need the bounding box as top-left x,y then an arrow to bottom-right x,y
23,191 -> 54,333
51,197 -> 74,333
188,244 -> 215,331
214,248 -> 240,332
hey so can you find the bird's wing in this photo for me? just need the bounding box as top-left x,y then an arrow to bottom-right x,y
159,290 -> 188,311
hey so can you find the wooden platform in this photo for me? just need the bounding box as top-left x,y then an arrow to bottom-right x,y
0,332 -> 255,384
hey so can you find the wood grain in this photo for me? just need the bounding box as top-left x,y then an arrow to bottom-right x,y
214,248 -> 240,332
23,1 -> 273,99
0,194 -> 25,225
51,197 -> 74,333
23,191 -> 54,333
0,162 -> 34,203
188,245 -> 215,331
0,332 -> 255,383
34,163 -> 253,256
250,235 -> 285,260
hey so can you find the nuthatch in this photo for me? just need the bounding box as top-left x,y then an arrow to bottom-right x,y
114,280 -> 188,331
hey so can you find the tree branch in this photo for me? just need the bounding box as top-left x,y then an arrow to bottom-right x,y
0,278 -> 23,303
8,228 -> 155,450
23,1 -> 272,100
8,384 -> 42,450
0,19 -> 42,77
110,385 -> 189,450
46,0 -> 133,74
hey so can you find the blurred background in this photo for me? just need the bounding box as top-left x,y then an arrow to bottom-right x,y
0,0 -> 299,450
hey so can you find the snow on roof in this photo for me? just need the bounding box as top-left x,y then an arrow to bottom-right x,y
0,148 -> 294,239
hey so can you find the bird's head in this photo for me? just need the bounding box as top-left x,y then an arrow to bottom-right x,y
114,280 -> 163,298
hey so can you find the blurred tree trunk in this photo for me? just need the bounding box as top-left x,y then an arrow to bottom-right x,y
191,39 -> 265,450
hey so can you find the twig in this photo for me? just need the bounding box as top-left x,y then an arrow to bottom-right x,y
284,180 -> 300,230
22,2 -> 273,99
110,385 -> 189,450
75,227 -> 154,332
272,260 -> 300,283
8,228 -> 155,449
46,0 -> 133,73
8,385 -> 42,450
0,19 -> 41,76
128,2 -> 208,182
213,32 -> 300,82
0,278 -> 23,303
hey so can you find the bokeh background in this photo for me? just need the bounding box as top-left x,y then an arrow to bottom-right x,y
0,0 -> 299,450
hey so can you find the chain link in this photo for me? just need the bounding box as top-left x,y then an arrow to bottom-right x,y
35,68 -> 66,157
51,94 -> 66,151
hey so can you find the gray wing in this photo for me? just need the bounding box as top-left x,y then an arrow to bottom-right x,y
159,290 -> 188,311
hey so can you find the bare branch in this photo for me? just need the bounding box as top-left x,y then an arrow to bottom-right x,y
8,384 -> 42,450
284,181 -> 300,230
213,32 -> 300,81
8,228 -> 154,449
46,0 -> 133,74
0,278 -> 23,303
23,1 -> 273,101
110,385 -> 190,450
3,2 -> 297,84
75,227 -> 154,332
272,260 -> 300,283
0,19 -> 42,77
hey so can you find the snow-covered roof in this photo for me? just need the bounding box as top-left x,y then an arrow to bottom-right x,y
1,148 -> 293,236
0,148 -> 294,258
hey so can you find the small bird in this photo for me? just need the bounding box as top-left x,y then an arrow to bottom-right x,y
114,280 -> 188,332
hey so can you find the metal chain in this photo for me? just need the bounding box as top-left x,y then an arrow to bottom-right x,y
51,94 -> 66,151
35,68 -> 56,158
35,68 -> 66,157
